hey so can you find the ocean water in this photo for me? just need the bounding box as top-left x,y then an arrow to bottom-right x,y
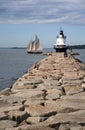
0,48 -> 85,91
73,49 -> 85,63
0,48 -> 46,90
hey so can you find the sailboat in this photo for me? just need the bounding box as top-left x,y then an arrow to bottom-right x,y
27,35 -> 43,54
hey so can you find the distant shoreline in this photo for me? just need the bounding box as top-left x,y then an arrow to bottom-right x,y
0,47 -> 26,49
68,44 -> 85,49
0,44 -> 85,49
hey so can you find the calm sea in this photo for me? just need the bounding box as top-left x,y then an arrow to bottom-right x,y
0,48 -> 85,91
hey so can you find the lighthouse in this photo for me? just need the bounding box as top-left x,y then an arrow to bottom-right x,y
54,30 -> 68,53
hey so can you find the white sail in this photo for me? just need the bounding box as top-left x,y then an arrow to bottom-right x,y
36,42 -> 42,51
32,41 -> 36,51
27,40 -> 32,52
27,35 -> 43,53
35,35 -> 42,51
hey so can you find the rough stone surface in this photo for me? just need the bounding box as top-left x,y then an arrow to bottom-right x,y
0,120 -> 17,129
0,52 -> 85,130
26,116 -> 47,124
0,112 -> 8,120
8,110 -> 29,123
0,88 -> 11,96
42,110 -> 85,126
71,126 -> 85,130
0,104 -> 24,113
25,104 -> 57,117
5,125 -> 55,130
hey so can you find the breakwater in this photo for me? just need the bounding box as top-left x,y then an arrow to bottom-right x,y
0,52 -> 85,130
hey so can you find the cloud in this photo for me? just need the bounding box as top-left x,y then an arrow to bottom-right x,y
0,0 -> 85,24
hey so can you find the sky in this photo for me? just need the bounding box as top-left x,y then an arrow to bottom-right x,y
0,0 -> 85,48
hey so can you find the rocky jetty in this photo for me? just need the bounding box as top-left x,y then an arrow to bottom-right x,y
0,52 -> 85,130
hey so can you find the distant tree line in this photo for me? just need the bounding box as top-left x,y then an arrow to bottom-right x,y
10,45 -> 85,50
68,45 -> 85,49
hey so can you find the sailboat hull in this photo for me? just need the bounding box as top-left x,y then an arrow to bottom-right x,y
27,51 -> 43,54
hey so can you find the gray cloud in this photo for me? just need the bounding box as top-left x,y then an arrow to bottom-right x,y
0,0 -> 85,24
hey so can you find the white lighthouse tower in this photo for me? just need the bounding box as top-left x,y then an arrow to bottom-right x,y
54,30 -> 68,52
